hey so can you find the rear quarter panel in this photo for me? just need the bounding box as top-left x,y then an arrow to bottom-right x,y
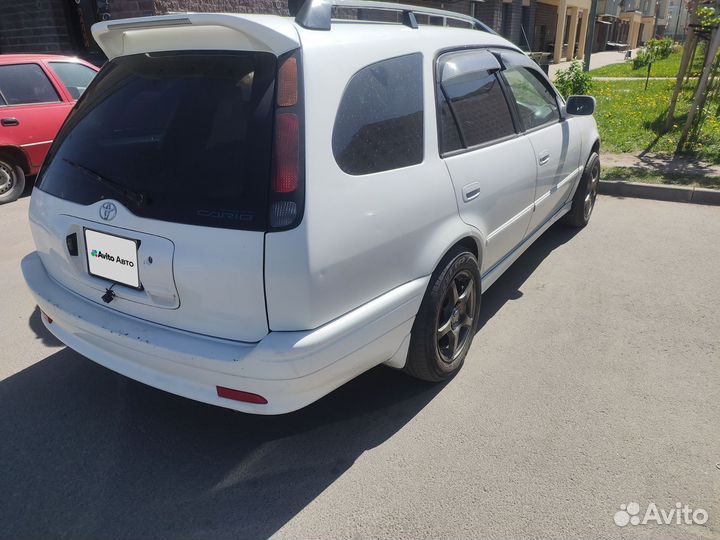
264,28 -> 479,331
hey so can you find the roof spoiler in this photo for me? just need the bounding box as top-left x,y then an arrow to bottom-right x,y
295,0 -> 496,33
92,13 -> 300,60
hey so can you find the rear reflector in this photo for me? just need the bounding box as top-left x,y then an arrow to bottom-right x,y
40,310 -> 53,324
277,57 -> 298,107
216,386 -> 268,404
273,113 -> 299,193
270,200 -> 297,228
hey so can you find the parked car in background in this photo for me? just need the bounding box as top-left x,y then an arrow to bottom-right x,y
0,54 -> 99,204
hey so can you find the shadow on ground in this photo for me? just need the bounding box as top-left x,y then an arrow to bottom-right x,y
3,223 -> 579,539
28,306 -> 63,347
638,111 -> 720,173
478,222 -> 580,330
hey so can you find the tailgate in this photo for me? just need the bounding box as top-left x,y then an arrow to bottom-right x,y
30,191 -> 268,342
33,45 -> 284,343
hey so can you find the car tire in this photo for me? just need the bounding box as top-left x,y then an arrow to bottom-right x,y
404,246 -> 481,382
0,157 -> 26,205
562,151 -> 600,228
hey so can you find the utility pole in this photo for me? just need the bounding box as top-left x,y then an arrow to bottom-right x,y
672,0 -> 683,41
652,0 -> 660,38
583,0 -> 599,70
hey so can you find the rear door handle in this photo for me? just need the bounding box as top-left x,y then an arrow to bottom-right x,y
538,151 -> 551,166
1,117 -> 19,127
461,182 -> 482,202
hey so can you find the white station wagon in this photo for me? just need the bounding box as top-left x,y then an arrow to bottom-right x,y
22,0 -> 600,414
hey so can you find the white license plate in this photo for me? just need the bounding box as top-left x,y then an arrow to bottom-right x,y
84,229 -> 141,289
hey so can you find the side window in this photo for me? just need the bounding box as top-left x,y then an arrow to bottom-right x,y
436,50 -> 516,154
49,62 -> 97,100
332,53 -> 423,175
502,66 -> 560,131
0,64 -> 60,105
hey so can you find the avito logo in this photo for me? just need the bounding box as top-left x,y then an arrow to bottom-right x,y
90,249 -> 134,267
614,502 -> 708,527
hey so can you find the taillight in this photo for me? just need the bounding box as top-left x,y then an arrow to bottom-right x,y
269,51 -> 304,230
272,113 -> 299,193
276,57 -> 298,107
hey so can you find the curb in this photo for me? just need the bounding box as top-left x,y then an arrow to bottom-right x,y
599,180 -> 720,206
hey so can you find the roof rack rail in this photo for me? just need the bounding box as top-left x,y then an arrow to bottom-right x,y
295,0 -> 496,34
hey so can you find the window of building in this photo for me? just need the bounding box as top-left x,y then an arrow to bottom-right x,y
502,2 -> 513,37
521,6 -> 531,49
0,64 -> 60,105
332,53 -> 424,175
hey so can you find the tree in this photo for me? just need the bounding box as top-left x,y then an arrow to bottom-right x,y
665,0 -> 720,153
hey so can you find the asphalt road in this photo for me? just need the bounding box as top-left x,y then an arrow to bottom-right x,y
1,194 -> 719,539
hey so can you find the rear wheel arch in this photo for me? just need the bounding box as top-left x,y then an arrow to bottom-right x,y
416,234 -> 484,317
409,229 -> 485,325
0,146 -> 31,175
421,233 -> 484,295
447,236 -> 482,275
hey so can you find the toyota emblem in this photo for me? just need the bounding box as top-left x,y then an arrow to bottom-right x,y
99,202 -> 117,221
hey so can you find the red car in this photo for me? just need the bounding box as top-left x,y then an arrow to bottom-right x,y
0,54 -> 99,204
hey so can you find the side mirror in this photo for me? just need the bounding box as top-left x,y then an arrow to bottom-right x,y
566,95 -> 596,116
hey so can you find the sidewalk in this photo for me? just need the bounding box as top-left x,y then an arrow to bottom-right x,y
603,152 -> 720,177
601,152 -> 720,205
548,49 -> 640,79
593,76 -> 695,81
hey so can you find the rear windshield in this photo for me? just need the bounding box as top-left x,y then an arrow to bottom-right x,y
37,51 -> 276,230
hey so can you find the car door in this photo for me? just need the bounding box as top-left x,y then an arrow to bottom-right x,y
498,51 -> 582,236
437,49 -> 537,275
0,62 -> 74,170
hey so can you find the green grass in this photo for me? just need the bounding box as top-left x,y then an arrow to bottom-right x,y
589,48 -> 704,78
593,79 -> 720,163
601,166 -> 720,189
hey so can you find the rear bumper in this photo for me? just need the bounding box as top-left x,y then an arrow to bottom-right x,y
22,252 -> 426,414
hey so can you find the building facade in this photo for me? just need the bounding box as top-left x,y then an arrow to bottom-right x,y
591,0 -> 670,52
0,0 -> 669,64
666,0 -> 688,41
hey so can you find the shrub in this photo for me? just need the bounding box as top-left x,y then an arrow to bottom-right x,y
633,48 -> 654,69
633,38 -> 673,69
648,38 -> 673,60
697,5 -> 720,31
554,59 -> 592,98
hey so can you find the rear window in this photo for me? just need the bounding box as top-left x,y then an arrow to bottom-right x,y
37,51 -> 276,230
332,53 -> 423,175
0,64 -> 60,105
